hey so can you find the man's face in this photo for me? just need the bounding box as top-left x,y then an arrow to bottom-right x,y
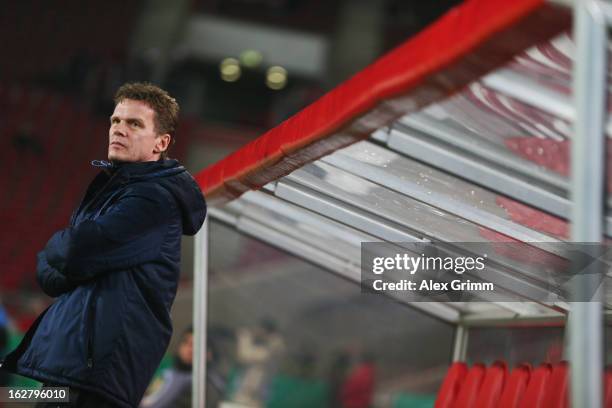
108,99 -> 168,163
178,333 -> 193,365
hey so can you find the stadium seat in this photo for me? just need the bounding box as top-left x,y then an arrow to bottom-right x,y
474,361 -> 507,408
498,363 -> 531,408
604,368 -> 612,408
543,361 -> 568,408
453,363 -> 486,408
434,361 -> 612,407
434,361 -> 468,408
519,363 -> 552,408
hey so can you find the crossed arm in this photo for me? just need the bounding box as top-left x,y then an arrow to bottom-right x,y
37,187 -> 172,297
36,252 -> 77,297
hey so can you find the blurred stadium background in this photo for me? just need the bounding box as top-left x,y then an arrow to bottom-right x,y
2,1 -> 595,407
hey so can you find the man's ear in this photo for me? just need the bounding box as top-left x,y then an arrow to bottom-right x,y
154,134 -> 171,154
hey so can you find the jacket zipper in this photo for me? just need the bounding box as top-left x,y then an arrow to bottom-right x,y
77,171 -> 123,369
86,292 -> 97,369
69,168 -> 123,369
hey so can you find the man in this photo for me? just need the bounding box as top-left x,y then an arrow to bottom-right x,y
139,326 -> 193,408
233,320 -> 285,408
0,83 -> 207,408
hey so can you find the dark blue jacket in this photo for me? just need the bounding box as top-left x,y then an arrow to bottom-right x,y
1,159 -> 206,408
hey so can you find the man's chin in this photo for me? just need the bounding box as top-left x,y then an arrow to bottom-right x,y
108,152 -> 125,162
108,154 -> 139,165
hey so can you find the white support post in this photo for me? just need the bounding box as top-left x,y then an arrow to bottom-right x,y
451,325 -> 468,362
193,218 -> 209,408
570,1 -> 607,407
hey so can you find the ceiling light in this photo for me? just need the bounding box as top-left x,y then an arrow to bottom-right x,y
266,66 -> 287,90
220,58 -> 241,82
240,50 -> 263,69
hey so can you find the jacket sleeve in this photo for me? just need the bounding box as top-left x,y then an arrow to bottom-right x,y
45,186 -> 174,282
36,251 -> 78,297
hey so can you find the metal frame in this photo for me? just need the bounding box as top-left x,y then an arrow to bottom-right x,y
460,310 -> 568,327
451,325 -> 469,362
279,162 -> 592,307
481,68 -> 577,128
483,67 -> 612,142
276,178 -> 427,243
237,189 -> 378,247
192,219 -> 209,408
569,1 -> 608,406
322,140 -> 565,244
209,207 -> 463,323
210,190 -> 568,319
398,113 -> 569,190
386,122 -> 612,236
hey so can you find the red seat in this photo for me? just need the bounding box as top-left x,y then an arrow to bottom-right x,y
434,362 -> 468,408
475,361 -> 507,408
520,363 -> 552,408
453,363 -> 486,408
498,364 -> 531,408
543,361 -> 568,408
436,362 -> 610,408
604,368 -> 612,408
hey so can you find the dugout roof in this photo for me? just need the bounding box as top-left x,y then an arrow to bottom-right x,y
194,0 -> 612,324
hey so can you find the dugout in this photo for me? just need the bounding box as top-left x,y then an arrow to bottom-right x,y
193,0 -> 612,406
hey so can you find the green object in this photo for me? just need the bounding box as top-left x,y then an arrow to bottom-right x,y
152,354 -> 174,380
5,331 -> 41,387
266,375 -> 329,408
224,367 -> 241,398
225,369 -> 329,408
240,50 -> 263,68
392,392 -> 436,408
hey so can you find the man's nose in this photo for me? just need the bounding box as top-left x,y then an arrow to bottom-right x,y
112,122 -> 128,136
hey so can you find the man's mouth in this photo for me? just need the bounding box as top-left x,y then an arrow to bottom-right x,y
110,141 -> 126,148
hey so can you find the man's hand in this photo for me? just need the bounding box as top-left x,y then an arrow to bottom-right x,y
36,251 -> 77,297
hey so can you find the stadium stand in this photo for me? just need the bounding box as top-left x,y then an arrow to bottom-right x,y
1,85 -> 102,290
0,0 -> 138,81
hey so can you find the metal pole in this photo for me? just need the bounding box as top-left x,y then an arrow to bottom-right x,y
451,325 -> 468,362
570,1 -> 607,406
193,218 -> 209,408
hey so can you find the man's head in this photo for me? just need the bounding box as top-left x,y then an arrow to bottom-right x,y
177,326 -> 193,366
255,318 -> 278,339
108,82 -> 179,163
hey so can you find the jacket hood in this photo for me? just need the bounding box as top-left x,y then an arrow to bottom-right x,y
92,159 -> 207,235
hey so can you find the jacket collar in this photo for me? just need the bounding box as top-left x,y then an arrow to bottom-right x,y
91,159 -> 185,181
